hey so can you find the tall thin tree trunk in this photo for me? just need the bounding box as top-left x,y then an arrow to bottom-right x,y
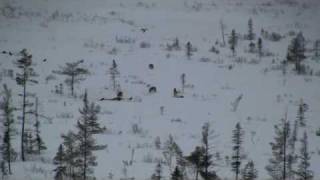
35,97 -> 40,154
220,20 -> 225,47
235,148 -> 240,180
205,144 -> 208,180
112,74 -> 116,91
21,69 -> 26,161
71,75 -> 74,97
283,112 -> 287,180
195,169 -> 199,180
83,120 -> 87,180
8,132 -> 12,174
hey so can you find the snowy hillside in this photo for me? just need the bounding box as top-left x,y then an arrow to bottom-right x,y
0,0 -> 320,179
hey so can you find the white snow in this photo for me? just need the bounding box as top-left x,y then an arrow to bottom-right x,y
0,0 -> 320,179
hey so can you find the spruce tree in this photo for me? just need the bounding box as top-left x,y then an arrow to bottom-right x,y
290,120 -> 298,151
33,97 -> 46,154
229,29 -> 237,56
248,18 -> 254,41
73,91 -> 106,180
231,122 -> 244,180
25,132 -> 35,155
61,131 -> 78,179
287,32 -> 306,74
75,97 -> 97,180
163,134 -> 181,173
171,166 -> 183,180
53,60 -> 89,97
241,161 -> 258,180
151,162 -> 162,180
53,144 -> 67,180
199,122 -> 218,180
249,42 -> 255,53
257,38 -> 263,59
186,146 -> 203,180
296,132 -> 313,180
186,42 -> 193,59
173,144 -> 186,178
109,60 -> 120,92
86,102 -> 105,136
180,73 -> 186,94
265,115 -> 291,180
14,49 -> 38,161
287,119 -> 299,180
297,99 -> 308,127
0,85 -> 16,174
173,38 -> 180,50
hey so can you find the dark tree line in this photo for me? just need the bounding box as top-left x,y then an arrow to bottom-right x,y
0,85 -> 16,175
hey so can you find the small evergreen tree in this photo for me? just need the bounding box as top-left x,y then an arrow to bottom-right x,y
151,162 -> 162,180
171,166 -> 183,180
53,60 -> 89,96
73,91 -> 106,180
265,114 -> 291,180
229,29 -> 238,56
290,120 -> 298,151
109,60 -> 120,92
0,85 -> 16,174
61,131 -> 78,179
74,97 -> 96,180
297,99 -> 308,127
33,97 -> 46,154
84,93 -> 106,135
257,38 -> 263,58
186,42 -> 193,59
231,122 -> 244,180
248,42 -> 255,53
173,38 -> 180,50
199,122 -> 218,180
287,32 -> 306,74
163,134 -> 180,173
296,132 -> 313,180
53,144 -> 67,180
186,146 -> 203,180
180,73 -> 186,94
287,119 -> 299,180
248,18 -> 254,41
25,132 -> 35,155
241,161 -> 258,180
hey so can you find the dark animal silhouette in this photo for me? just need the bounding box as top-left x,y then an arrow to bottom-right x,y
149,86 -> 157,93
2,51 -> 13,56
140,28 -> 148,33
173,88 -> 184,98
99,91 -> 133,101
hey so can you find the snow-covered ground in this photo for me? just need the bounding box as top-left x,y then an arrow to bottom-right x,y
0,0 -> 320,179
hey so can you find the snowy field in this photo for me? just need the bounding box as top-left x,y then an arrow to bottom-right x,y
0,0 -> 320,179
